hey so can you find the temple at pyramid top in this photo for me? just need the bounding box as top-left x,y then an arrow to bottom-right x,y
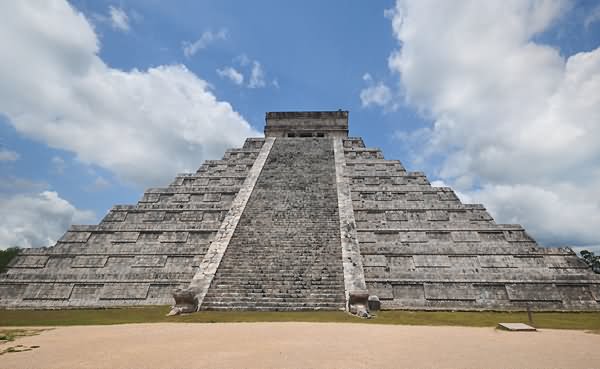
265,110 -> 349,138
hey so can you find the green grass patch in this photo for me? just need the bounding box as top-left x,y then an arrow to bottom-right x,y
1,307 -> 600,330
0,328 -> 48,355
373,310 -> 600,330
0,328 -> 47,343
0,307 -> 356,326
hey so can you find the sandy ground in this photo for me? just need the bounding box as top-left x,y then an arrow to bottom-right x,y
1,323 -> 599,369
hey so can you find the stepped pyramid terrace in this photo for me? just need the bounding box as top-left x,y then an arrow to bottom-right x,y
1,111 -> 599,314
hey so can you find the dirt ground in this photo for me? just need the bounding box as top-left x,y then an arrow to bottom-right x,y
1,322 -> 599,369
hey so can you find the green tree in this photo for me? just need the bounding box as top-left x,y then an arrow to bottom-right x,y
580,250 -> 600,274
0,247 -> 20,273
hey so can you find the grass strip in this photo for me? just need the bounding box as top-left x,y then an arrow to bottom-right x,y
1,307 -> 600,330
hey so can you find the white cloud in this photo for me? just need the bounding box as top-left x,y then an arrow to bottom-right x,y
0,148 -> 19,162
109,5 -> 130,32
50,156 -> 67,174
93,5 -> 139,32
183,29 -> 227,57
471,184 -> 600,246
230,54 -> 273,89
216,66 -> 244,85
360,73 -> 398,111
86,176 -> 111,191
387,0 -> 600,247
360,82 -> 394,109
248,61 -> 266,88
0,1 -> 259,188
234,54 -> 251,67
584,4 -> 600,29
0,177 -> 47,195
0,191 -> 95,249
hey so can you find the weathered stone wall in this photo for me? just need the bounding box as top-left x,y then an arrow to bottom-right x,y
0,139 -> 265,308
1,113 -> 599,312
264,111 -> 348,138
342,138 -> 600,311
201,138 -> 346,310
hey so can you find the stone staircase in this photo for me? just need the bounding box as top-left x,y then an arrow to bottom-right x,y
3,111 -> 598,312
201,138 -> 346,310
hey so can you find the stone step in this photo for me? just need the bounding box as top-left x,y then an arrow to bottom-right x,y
212,283 -> 343,288
201,301 -> 344,310
211,274 -> 343,280
215,264 -> 342,267
201,304 -> 344,311
216,264 -> 342,268
210,284 -> 344,289
202,296 -> 344,304
209,287 -> 343,294
206,290 -> 343,295
201,138 -> 346,311
212,281 -> 343,287
207,284 -> 339,294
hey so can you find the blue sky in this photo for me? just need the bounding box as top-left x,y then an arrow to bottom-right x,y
1,0 -> 600,252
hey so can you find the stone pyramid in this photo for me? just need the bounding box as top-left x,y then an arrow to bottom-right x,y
1,111 -> 599,312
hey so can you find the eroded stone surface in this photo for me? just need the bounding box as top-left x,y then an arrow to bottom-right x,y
0,138 -> 267,308
200,138 -> 346,311
1,111 -> 599,311
342,137 -> 600,311
175,137 -> 275,312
